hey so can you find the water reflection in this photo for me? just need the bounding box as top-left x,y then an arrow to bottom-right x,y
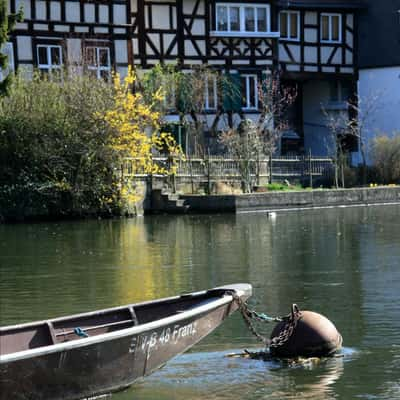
1,205 -> 400,399
115,349 -> 346,400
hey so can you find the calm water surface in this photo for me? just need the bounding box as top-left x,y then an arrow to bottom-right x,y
1,205 -> 400,399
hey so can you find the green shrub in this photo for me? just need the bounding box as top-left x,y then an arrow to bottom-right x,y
265,183 -> 304,191
0,71 -> 120,220
371,134 -> 400,184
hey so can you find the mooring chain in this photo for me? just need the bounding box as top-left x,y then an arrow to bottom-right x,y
270,304 -> 302,349
232,293 -> 302,349
232,293 -> 269,344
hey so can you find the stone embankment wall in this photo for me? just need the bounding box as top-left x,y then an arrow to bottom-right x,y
176,187 -> 400,214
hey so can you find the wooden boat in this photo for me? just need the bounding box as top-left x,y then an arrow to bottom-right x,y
0,283 -> 251,400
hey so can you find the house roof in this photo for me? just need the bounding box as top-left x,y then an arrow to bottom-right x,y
277,0 -> 367,10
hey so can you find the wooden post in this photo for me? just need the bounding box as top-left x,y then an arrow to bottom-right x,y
269,152 -> 273,184
207,148 -> 211,195
309,149 -> 313,188
169,155 -> 176,194
188,153 -> 194,194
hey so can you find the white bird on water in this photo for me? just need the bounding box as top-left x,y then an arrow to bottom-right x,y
267,212 -> 277,219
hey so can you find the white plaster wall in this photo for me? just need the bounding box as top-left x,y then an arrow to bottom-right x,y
353,66 -> 400,165
114,40 -> 128,63
304,46 -> 317,63
16,0 -> 31,19
113,4 -> 126,24
84,4 -> 95,23
278,44 -> 294,63
304,28 -> 317,43
304,12 -> 317,25
36,1 -> 46,20
50,1 -> 61,20
303,80 -> 335,156
99,5 -> 109,24
17,36 -> 32,60
191,20 -> 204,35
151,5 -> 172,30
321,46 -> 334,64
65,1 -> 80,22
67,39 -> 82,64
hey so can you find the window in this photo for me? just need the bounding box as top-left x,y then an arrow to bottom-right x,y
0,42 -> 14,81
204,75 -> 218,110
85,46 -> 111,80
37,45 -> 63,73
321,13 -> 341,43
241,74 -> 258,110
329,80 -> 351,103
279,11 -> 300,41
216,4 -> 270,34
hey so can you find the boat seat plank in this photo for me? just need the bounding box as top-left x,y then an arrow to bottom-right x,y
128,307 -> 139,326
54,319 -> 135,338
46,321 -> 57,344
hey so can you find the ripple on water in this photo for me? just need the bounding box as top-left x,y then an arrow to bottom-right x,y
114,348 -> 357,400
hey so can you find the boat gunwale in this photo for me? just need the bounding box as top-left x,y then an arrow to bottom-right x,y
0,285 -> 248,364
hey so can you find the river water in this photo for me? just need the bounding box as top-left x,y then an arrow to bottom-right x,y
1,205 -> 400,399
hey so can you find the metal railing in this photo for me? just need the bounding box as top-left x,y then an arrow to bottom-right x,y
122,155 -> 334,184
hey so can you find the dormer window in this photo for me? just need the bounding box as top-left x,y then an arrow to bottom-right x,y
214,3 -> 273,37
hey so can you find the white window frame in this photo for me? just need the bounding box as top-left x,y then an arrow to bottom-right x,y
214,3 -> 273,37
320,13 -> 342,43
241,74 -> 258,111
85,46 -> 111,80
0,42 -> 15,81
279,10 -> 300,41
37,44 -> 63,73
204,75 -> 218,111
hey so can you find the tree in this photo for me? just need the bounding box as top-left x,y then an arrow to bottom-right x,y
324,91 -> 381,186
371,133 -> 400,184
323,108 -> 348,188
347,92 -> 381,185
139,64 -> 239,156
0,0 -> 22,94
219,72 -> 297,191
103,67 -> 182,203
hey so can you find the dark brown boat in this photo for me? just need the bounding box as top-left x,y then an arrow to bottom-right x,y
0,283 -> 251,400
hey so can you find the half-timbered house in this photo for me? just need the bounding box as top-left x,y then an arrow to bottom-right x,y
4,0 -> 132,78
2,0 -> 366,156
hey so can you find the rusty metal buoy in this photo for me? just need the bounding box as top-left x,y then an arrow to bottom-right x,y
269,304 -> 342,358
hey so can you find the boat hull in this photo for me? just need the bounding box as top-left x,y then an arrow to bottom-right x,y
0,284 -> 250,400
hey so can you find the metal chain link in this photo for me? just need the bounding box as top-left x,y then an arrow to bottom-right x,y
270,304 -> 302,349
232,294 -> 302,349
232,293 -> 269,344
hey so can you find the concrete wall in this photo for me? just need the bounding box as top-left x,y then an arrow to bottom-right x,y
235,187 -> 400,212
172,187 -> 400,214
354,66 -> 400,165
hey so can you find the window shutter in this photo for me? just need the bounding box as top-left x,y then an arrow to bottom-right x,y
222,73 -> 242,112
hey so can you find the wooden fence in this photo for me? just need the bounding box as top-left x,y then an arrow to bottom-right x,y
122,155 -> 334,187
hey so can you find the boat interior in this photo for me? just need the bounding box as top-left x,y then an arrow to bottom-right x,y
0,289 -> 229,356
